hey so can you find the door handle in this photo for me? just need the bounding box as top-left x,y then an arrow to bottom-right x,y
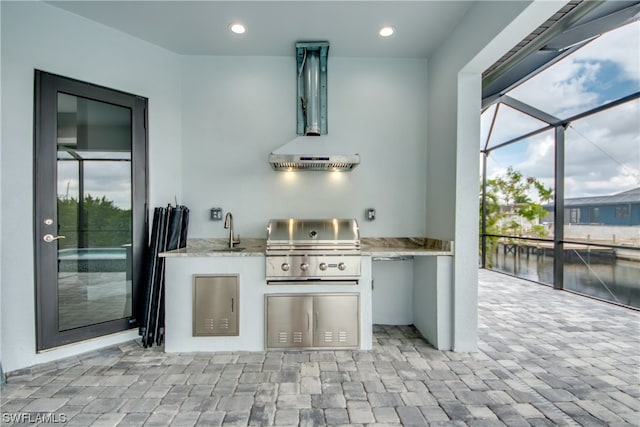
43,234 -> 66,243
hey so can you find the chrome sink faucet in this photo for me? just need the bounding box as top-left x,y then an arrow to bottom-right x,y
224,212 -> 240,248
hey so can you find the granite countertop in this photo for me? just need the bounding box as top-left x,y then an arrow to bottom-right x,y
161,237 -> 453,257
362,237 -> 453,258
160,238 -> 266,257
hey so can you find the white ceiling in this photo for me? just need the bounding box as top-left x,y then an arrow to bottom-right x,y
46,1 -> 475,58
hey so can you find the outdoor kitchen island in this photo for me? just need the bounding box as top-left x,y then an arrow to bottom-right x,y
161,236 -> 453,353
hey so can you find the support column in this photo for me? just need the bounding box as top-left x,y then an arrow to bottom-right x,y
481,153 -> 488,269
553,125 -> 566,290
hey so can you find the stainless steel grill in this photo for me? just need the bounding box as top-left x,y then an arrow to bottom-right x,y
265,218 -> 361,285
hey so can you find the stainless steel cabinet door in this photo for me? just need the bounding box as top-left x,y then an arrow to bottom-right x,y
266,295 -> 313,348
313,294 -> 359,347
193,275 -> 238,336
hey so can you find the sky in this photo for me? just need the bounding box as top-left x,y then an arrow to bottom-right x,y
483,21 -> 640,201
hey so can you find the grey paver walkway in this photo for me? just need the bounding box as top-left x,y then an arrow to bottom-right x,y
1,269 -> 638,426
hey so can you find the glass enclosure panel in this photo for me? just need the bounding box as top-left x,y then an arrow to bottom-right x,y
481,21 -> 640,309
563,99 -> 640,247
481,103 -> 548,149
485,131 -> 555,239
57,93 -> 133,331
489,238 -> 554,285
564,243 -> 640,307
508,21 -> 640,120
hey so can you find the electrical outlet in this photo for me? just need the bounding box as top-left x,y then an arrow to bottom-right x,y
366,208 -> 376,221
210,208 -> 223,221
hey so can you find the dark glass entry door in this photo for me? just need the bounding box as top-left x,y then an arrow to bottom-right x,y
35,71 -> 147,350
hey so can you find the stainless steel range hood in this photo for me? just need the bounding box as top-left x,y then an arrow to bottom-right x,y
269,152 -> 360,171
268,41 -> 360,172
269,135 -> 360,171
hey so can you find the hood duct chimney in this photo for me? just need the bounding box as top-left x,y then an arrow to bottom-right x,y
268,41 -> 360,171
302,50 -> 321,135
297,41 -> 328,136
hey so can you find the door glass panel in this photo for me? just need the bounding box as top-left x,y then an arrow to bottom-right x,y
56,93 -> 132,331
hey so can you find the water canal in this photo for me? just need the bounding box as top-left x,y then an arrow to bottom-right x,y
490,243 -> 640,309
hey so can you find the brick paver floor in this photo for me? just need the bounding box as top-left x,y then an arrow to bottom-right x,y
1,269 -> 638,426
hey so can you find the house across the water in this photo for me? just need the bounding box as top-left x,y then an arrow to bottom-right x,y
545,187 -> 640,226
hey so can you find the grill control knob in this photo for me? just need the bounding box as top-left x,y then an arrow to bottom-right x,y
281,263 -> 290,272
338,262 -> 347,271
300,262 -> 309,271
319,262 -> 328,271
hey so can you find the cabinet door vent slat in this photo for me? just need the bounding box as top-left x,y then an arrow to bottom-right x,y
338,331 -> 348,342
278,332 -> 289,343
293,332 -> 303,343
323,331 -> 333,343
204,318 -> 215,330
219,318 -> 229,329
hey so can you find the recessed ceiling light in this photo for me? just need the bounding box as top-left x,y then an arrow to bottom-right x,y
379,26 -> 395,37
229,23 -> 246,34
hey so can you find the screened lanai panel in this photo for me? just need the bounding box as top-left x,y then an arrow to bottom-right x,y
483,133 -> 556,285
507,21 -> 640,120
480,7 -> 640,309
481,103 -> 548,150
489,237 -> 554,286
564,243 -> 640,308
564,99 -> 640,200
563,98 -> 640,246
485,130 -> 555,239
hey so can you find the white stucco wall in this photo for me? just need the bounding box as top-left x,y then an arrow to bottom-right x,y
426,0 -> 569,350
0,1 -> 182,372
180,56 -> 429,238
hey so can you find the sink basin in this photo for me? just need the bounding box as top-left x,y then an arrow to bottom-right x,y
211,247 -> 246,252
